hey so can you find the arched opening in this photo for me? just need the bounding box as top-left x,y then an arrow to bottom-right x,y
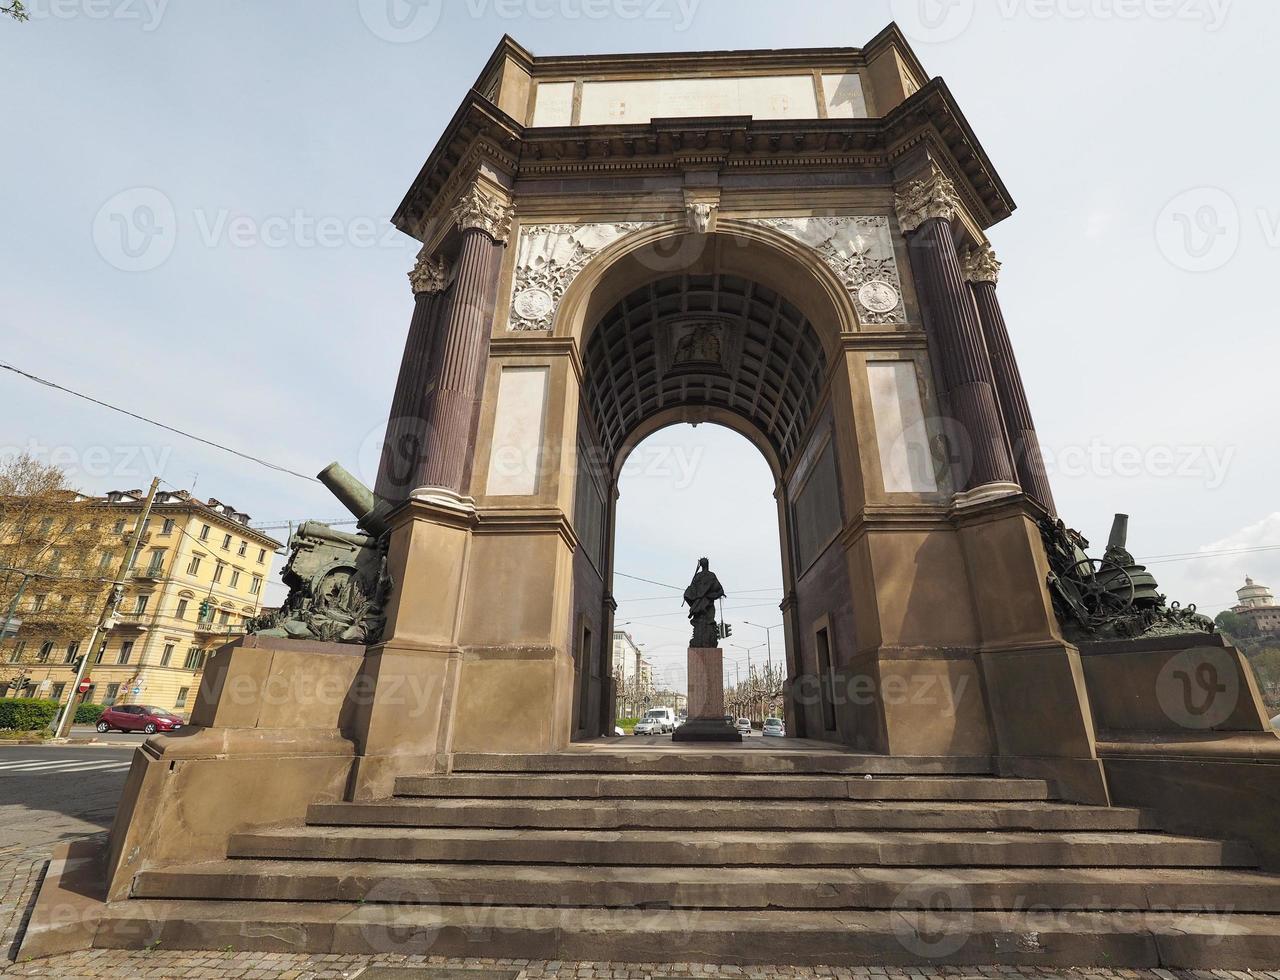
568,255 -> 849,744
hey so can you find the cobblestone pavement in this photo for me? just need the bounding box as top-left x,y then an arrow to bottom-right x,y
2,747 -> 1275,979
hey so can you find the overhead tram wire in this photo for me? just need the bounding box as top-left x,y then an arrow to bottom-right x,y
0,360 -> 321,484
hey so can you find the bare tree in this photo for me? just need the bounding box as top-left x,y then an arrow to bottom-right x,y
0,455 -> 113,694
2,2 -> 29,23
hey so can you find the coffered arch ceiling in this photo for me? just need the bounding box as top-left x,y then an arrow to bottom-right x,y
582,273 -> 827,475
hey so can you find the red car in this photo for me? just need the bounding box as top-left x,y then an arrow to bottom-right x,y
95,704 -> 184,735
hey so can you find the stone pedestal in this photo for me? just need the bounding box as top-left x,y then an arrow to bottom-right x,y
673,646 -> 741,742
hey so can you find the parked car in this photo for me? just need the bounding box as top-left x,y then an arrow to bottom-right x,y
735,717 -> 753,736
762,717 -> 785,737
634,707 -> 676,734
96,704 -> 184,735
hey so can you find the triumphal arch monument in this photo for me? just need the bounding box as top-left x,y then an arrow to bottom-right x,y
25,26 -> 1280,969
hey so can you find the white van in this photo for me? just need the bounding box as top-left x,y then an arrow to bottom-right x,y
634,707 -> 676,734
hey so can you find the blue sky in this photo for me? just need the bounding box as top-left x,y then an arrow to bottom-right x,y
3,1 -> 1277,691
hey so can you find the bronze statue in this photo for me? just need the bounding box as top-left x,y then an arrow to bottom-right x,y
683,557 -> 726,648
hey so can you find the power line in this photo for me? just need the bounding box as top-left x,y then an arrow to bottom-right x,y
0,360 -> 320,484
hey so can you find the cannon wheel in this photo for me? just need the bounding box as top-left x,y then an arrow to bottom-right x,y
1063,557 -> 1135,631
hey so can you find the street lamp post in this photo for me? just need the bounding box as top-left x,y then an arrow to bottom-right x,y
744,620 -> 784,673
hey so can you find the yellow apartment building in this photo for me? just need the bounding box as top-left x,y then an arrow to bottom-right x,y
5,488 -> 281,716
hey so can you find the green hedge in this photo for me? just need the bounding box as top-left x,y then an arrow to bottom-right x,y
0,699 -> 60,731
75,703 -> 105,724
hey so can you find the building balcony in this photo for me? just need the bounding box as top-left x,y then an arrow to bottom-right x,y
129,565 -> 166,582
193,620 -> 246,639
112,612 -> 151,632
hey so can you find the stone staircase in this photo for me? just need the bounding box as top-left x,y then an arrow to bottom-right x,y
98,748 -> 1280,967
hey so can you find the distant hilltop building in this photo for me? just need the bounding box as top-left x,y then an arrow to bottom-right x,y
1233,576 -> 1280,634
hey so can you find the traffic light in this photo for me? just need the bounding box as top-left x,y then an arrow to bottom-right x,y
198,600 -> 211,621
67,655 -> 84,673
719,622 -> 733,639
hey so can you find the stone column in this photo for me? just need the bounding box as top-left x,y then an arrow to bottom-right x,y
896,165 -> 1018,502
412,181 -> 514,502
374,249 -> 450,502
962,244 -> 1058,516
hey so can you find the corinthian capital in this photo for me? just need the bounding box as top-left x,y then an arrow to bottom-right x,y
450,181 -> 515,243
408,248 -> 450,295
961,242 -> 1002,285
894,163 -> 964,234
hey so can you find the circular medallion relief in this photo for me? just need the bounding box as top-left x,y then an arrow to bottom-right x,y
857,280 -> 901,315
513,287 -> 554,322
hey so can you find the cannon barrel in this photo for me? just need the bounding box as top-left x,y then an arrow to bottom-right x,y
317,463 -> 391,537
293,520 -> 374,550
1107,513 -> 1130,552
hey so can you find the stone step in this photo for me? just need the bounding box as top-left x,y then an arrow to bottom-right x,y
228,826 -> 1257,868
306,798 -> 1153,832
450,751 -> 994,775
133,860 -> 1280,913
87,900 -> 1280,968
393,773 -> 1055,801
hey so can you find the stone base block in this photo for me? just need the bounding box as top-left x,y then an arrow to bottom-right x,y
673,718 -> 742,742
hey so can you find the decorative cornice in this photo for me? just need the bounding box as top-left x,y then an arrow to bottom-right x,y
451,181 -> 516,243
408,248 -> 450,295
961,242 -> 1002,285
893,163 -> 964,234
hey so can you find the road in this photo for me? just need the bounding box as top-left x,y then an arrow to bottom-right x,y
0,745 -> 135,859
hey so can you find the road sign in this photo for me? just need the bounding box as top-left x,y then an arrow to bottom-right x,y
78,678 -> 92,694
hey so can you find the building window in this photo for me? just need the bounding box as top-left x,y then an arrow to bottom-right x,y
257,548 -> 266,564
237,540 -> 247,557
103,682 -> 120,706
229,569 -> 241,589
134,595 -> 149,615
220,533 -> 231,550
31,595 -> 46,613
113,520 -> 125,534
50,682 -> 65,702
7,642 -> 25,664
160,518 -> 175,536
160,643 -> 175,667
218,610 -> 230,625
175,598 -> 188,620
146,551 -> 164,575
37,641 -> 53,663
187,556 -> 201,575
63,641 -> 79,664
82,683 -> 96,703
99,552 -> 114,571
183,647 -> 203,670
250,576 -> 262,596
117,640 -> 134,665
82,595 -> 95,613
175,687 -> 189,709
199,524 -> 211,541
213,562 -> 226,584
94,641 -> 107,664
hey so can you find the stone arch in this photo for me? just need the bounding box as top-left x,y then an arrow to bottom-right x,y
552,219 -> 863,360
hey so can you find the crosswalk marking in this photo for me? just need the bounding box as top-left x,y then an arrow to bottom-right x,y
0,758 -> 132,773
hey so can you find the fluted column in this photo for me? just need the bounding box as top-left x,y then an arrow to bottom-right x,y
374,249 -> 451,502
895,165 -> 1017,498
963,244 -> 1057,515
413,181 -> 515,499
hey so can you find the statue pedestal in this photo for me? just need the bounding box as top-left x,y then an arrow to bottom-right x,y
673,646 -> 741,742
